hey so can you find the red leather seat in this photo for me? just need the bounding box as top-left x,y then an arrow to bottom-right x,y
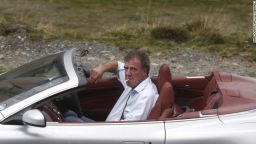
189,72 -> 221,111
147,82 -> 175,120
156,64 -> 172,92
147,64 -> 175,120
204,91 -> 222,110
148,64 -> 184,120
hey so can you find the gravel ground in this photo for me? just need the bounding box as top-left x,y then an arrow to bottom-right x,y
0,29 -> 256,77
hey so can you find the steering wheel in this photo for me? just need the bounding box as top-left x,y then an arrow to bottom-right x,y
42,102 -> 64,122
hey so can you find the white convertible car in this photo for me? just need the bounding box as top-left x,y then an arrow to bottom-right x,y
0,49 -> 256,144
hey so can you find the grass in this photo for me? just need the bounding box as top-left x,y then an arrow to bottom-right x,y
0,66 -> 13,74
0,0 -> 255,60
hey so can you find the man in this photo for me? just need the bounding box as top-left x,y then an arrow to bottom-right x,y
89,50 -> 159,121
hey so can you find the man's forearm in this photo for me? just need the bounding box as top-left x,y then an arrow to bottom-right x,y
99,60 -> 118,73
88,60 -> 118,83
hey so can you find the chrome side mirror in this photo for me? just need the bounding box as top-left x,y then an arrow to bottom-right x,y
22,109 -> 46,127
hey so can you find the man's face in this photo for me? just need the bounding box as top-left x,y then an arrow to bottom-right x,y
124,57 -> 148,88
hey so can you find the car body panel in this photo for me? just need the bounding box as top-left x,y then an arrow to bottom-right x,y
165,114 -> 256,144
219,109 -> 256,123
0,121 -> 165,144
165,116 -> 223,144
165,107 -> 256,144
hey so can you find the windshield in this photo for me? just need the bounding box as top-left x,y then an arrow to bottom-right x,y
0,52 -> 69,110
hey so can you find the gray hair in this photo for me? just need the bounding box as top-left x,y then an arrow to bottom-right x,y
124,49 -> 150,75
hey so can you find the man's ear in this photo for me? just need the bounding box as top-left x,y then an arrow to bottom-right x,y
143,68 -> 148,76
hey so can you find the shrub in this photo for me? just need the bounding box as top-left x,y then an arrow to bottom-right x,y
199,31 -> 225,44
184,19 -> 206,32
0,22 -> 30,36
184,19 -> 225,45
150,26 -> 189,43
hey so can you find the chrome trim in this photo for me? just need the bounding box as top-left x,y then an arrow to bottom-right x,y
199,111 -> 217,118
0,113 -> 4,121
186,76 -> 205,79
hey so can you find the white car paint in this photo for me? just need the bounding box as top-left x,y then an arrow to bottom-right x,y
0,121 -> 165,144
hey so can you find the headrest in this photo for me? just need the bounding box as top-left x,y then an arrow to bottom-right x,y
157,64 -> 172,91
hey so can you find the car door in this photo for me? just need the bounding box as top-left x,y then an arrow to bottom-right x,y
165,111 -> 256,144
0,121 -> 165,144
165,114 -> 224,144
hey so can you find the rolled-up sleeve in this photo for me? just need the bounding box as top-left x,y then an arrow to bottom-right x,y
116,61 -> 126,87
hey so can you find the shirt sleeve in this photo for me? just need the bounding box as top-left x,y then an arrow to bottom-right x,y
116,61 -> 127,87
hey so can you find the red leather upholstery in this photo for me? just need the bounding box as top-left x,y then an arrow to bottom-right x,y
189,73 -> 219,110
157,64 -> 172,92
148,64 -> 176,119
204,91 -> 222,110
216,71 -> 256,114
159,107 -> 174,119
42,103 -> 64,122
161,71 -> 256,120
148,64 -> 185,120
42,110 -> 53,122
42,106 -> 57,122
147,82 -> 174,120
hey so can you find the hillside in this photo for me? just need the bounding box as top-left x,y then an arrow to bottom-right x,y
0,0 -> 256,76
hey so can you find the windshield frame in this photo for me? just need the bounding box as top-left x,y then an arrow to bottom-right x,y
0,49 -> 80,120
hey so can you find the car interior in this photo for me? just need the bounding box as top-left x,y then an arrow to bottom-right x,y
34,63 -> 256,123
33,63 -> 221,123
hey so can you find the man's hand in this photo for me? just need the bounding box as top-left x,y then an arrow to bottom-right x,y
87,60 -> 118,83
88,66 -> 104,83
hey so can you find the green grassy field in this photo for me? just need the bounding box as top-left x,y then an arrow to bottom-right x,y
0,0 -> 255,60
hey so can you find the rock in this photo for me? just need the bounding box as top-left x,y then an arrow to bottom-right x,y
110,56 -> 115,60
87,57 -> 97,61
151,63 -> 159,66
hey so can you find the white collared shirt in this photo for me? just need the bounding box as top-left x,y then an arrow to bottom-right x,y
106,62 -> 159,121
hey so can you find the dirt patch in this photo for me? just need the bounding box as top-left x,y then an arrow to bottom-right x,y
0,31 -> 255,77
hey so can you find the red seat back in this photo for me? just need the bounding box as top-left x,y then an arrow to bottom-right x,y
147,82 -> 174,120
157,64 -> 172,92
147,64 -> 176,120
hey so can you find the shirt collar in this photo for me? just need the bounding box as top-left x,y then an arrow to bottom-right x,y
133,77 -> 151,93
